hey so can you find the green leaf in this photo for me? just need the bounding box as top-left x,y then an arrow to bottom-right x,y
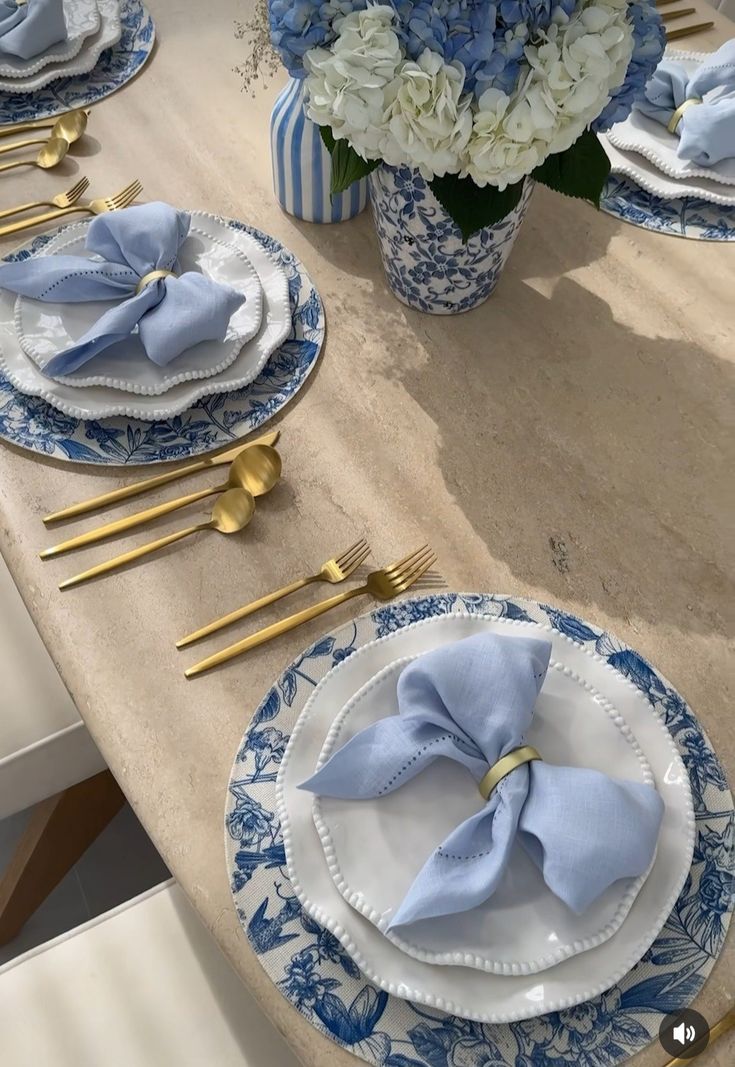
531,129 -> 611,207
318,126 -> 379,194
428,173 -> 525,242
319,125 -> 336,153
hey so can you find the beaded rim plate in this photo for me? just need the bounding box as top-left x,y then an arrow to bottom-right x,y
0,0 -> 120,93
277,612 -> 693,1021
312,646 -> 656,976
0,212 -> 290,419
224,594 -> 732,1066
0,0 -> 101,80
0,0 -> 154,126
15,220 -> 264,396
0,218 -> 324,464
607,53 -> 735,189
602,136 -> 735,208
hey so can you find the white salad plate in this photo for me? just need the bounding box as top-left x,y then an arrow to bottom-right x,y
0,0 -> 121,93
607,52 -> 735,189
277,613 -> 695,1024
313,652 -> 655,975
601,137 -> 735,208
16,222 -> 263,395
0,0 -> 100,80
0,211 -> 291,420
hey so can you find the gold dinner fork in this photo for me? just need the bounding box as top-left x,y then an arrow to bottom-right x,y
176,538 -> 372,648
0,179 -> 143,238
0,177 -> 90,222
184,545 -> 437,678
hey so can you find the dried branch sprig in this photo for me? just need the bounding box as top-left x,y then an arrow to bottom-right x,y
234,0 -> 280,96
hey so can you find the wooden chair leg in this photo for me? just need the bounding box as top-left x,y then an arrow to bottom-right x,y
0,769 -> 125,946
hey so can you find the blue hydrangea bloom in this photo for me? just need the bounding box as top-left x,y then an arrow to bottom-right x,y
594,0 -> 665,131
267,1 -> 368,77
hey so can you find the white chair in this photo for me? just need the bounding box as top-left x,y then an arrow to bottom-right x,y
0,880 -> 300,1067
0,550 -> 112,945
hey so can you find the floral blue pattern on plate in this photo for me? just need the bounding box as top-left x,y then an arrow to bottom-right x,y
0,220 -> 324,464
225,594 -> 733,1067
600,175 -> 735,241
0,0 -> 155,125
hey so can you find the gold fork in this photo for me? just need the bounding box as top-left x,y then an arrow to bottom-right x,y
184,545 -> 437,678
0,177 -> 90,223
0,179 -> 143,238
177,538 -> 372,649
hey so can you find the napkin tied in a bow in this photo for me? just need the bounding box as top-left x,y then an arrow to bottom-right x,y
0,0 -> 66,61
301,633 -> 664,929
634,41 -> 735,166
0,202 -> 246,374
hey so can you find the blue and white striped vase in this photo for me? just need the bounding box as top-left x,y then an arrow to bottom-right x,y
270,77 -> 368,224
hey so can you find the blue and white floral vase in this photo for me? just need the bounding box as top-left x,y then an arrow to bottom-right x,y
270,78 -> 368,224
369,165 -> 533,314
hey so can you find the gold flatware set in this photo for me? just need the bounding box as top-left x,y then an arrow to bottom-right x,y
0,107 -> 88,174
0,108 -> 142,235
0,178 -> 143,237
39,434 -> 438,672
656,0 -> 714,38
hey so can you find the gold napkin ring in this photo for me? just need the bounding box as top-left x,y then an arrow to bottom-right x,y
667,97 -> 702,135
135,269 -> 176,294
478,745 -> 542,801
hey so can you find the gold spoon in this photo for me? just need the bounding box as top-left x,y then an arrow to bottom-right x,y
0,108 -> 89,139
59,489 -> 256,590
0,112 -> 87,156
41,445 -> 281,560
0,137 -> 69,174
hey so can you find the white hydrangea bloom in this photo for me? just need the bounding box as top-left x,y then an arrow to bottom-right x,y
303,4 -> 402,160
464,0 -> 634,189
381,50 -> 473,178
303,0 -> 635,189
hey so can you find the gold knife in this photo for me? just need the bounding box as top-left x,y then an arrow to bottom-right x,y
42,429 -> 280,525
666,21 -> 714,40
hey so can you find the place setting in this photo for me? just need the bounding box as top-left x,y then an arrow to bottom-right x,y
224,592 -> 733,1067
600,36 -> 735,239
0,192 -> 325,462
0,0 -> 155,126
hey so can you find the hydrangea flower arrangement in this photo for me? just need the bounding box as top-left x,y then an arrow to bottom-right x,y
268,0 -> 664,237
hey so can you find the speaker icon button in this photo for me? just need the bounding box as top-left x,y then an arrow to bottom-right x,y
659,1009 -> 710,1059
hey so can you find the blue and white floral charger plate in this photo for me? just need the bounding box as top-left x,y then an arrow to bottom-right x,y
0,0 -> 154,125
0,219 -> 324,464
600,176 -> 735,241
225,594 -> 733,1067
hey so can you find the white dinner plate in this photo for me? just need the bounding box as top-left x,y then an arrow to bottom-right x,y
0,211 -> 291,420
601,137 -> 735,208
607,51 -> 735,189
16,222 -> 263,395
0,0 -> 100,80
277,613 -> 694,1023
313,651 -> 655,975
0,0 -> 121,93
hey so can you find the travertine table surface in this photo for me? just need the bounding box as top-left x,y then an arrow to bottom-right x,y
0,3 -> 732,1064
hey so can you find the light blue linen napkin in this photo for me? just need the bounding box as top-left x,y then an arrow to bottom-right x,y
0,202 -> 246,375
301,632 -> 664,928
633,41 -> 735,166
0,0 -> 67,61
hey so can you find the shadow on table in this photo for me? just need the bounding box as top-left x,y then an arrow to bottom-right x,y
281,187 -> 732,642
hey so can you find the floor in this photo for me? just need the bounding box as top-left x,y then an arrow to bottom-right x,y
0,802 -> 170,966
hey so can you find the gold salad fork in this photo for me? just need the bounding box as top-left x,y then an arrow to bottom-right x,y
184,545 -> 437,678
0,179 -> 143,238
177,538 -> 372,648
0,177 -> 90,223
